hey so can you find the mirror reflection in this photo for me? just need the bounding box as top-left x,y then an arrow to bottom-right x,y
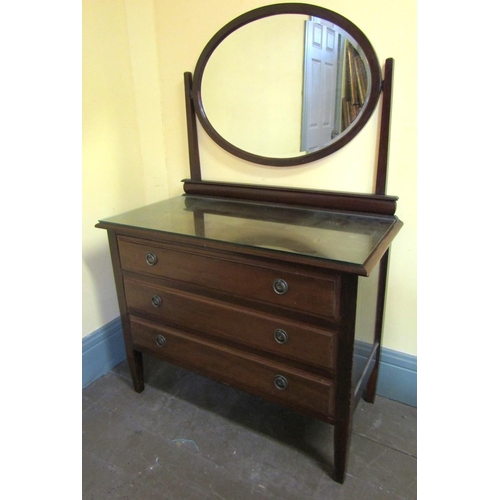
200,14 -> 371,159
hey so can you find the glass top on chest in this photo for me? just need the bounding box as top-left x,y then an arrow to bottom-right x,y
99,195 -> 397,267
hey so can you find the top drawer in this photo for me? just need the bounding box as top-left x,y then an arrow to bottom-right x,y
118,238 -> 339,319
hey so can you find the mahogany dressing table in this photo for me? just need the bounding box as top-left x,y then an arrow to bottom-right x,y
96,3 -> 402,483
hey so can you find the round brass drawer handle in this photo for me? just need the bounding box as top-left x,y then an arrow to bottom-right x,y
146,252 -> 158,266
274,329 -> 288,344
274,375 -> 288,390
151,295 -> 163,308
156,335 -> 166,347
273,278 -> 288,295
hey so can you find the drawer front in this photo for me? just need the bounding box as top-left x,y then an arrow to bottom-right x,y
118,239 -> 338,318
130,317 -> 334,418
124,278 -> 335,369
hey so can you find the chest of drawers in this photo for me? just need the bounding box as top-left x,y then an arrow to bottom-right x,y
97,194 -> 402,483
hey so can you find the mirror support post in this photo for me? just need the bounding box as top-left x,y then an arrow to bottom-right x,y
184,72 -> 202,181
375,58 -> 394,195
371,58 -> 394,406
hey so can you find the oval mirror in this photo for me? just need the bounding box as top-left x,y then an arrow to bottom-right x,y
192,3 -> 382,167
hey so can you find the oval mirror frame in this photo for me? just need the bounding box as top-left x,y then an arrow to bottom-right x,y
191,3 -> 382,167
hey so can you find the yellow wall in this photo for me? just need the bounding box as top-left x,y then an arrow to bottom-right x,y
82,0 -> 417,356
82,0 -> 168,336
202,14 -> 306,157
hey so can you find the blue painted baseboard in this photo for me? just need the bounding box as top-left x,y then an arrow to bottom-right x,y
82,317 -> 126,389
82,318 -> 417,406
354,341 -> 417,407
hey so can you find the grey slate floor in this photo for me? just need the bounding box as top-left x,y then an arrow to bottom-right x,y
83,356 -> 417,499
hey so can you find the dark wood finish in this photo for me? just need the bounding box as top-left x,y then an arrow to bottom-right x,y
364,218 -> 403,276
332,273 -> 358,483
365,249 -> 390,403
193,209 -> 205,237
375,59 -> 394,195
98,199 -> 399,483
183,72 -> 202,181
106,230 -> 144,393
190,3 -> 382,167
183,179 -> 398,215
333,421 -> 353,484
118,237 -> 339,318
130,316 -> 335,418
123,277 -> 337,370
97,219 -> 398,276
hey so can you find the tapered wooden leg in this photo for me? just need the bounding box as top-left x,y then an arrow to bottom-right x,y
127,349 -> 145,393
364,361 -> 379,404
333,273 -> 358,483
333,419 -> 352,483
364,250 -> 390,403
106,230 -> 145,393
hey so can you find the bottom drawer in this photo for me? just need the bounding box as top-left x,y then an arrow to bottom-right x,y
130,316 -> 334,418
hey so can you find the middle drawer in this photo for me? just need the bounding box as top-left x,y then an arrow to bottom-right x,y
124,278 -> 336,370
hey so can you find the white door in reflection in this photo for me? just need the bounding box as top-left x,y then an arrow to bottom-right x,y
301,17 -> 342,153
